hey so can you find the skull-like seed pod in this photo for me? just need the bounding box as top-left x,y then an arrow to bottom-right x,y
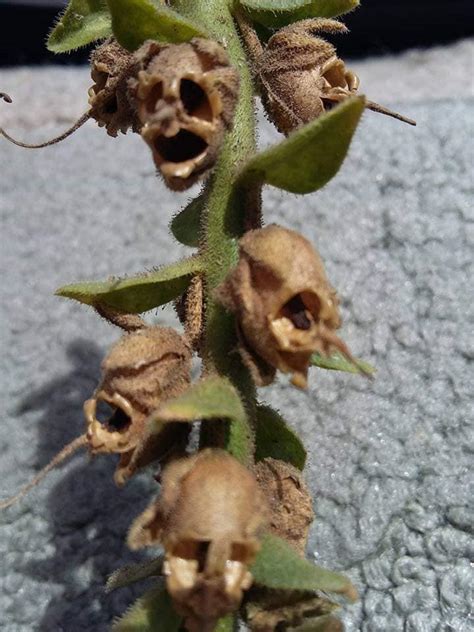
128,449 -> 268,631
254,18 -> 415,134
255,458 -> 314,556
128,38 -> 240,191
88,38 -> 141,137
84,326 -> 192,486
217,224 -> 351,388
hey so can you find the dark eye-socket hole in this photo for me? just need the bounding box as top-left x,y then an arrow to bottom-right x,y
145,81 -> 164,114
173,540 -> 210,572
230,542 -> 251,564
321,98 -> 338,112
279,292 -> 320,331
154,129 -> 208,163
180,79 -> 213,122
95,400 -> 131,433
103,95 -> 118,115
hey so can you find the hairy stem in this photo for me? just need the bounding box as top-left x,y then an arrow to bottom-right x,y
171,0 -> 260,460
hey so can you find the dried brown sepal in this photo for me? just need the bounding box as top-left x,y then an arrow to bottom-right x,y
84,326 -> 192,485
128,38 -> 240,191
251,18 -> 415,134
254,458 -> 314,556
88,38 -> 141,137
245,589 -> 341,632
128,449 -> 268,631
217,224 -> 353,388
174,275 -> 204,351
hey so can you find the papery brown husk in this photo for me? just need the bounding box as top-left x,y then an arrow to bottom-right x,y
128,449 -> 269,630
88,38 -> 141,137
128,38 -> 239,191
255,458 -> 314,556
84,326 -> 192,485
217,224 -> 347,387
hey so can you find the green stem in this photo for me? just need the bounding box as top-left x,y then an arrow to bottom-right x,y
171,0 -> 260,460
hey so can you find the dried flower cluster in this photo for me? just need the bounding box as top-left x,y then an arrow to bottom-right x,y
2,1 -> 415,630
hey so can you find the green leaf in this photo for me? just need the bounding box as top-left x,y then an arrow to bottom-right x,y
170,195 -> 204,248
239,0 -> 359,28
215,615 -> 235,632
148,376 -> 253,465
113,583 -> 182,631
238,97 -> 365,194
106,0 -> 207,51
251,534 -> 357,601
47,0 -> 112,53
311,351 -> 375,375
56,256 -> 202,313
255,405 -> 306,470
106,557 -> 163,592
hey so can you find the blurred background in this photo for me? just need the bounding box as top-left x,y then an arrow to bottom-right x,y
1,0 -> 474,65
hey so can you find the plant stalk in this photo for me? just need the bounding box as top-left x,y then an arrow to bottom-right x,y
171,0 -> 261,461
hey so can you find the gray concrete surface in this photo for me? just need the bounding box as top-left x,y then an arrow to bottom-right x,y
1,41 -> 473,631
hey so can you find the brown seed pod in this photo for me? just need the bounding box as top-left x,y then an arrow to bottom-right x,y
84,326 -> 192,486
238,16 -> 415,134
128,449 -> 268,631
216,224 -> 354,388
88,38 -> 141,137
246,590 -> 342,632
255,458 -> 314,556
128,38 -> 240,191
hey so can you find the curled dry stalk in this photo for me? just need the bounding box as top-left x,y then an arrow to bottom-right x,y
1,0 -> 413,629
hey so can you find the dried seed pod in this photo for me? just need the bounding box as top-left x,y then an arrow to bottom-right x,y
128,449 -> 268,631
248,18 -> 415,134
88,38 -> 141,137
255,458 -> 314,556
128,38 -> 240,191
217,224 -> 353,388
246,590 -> 342,632
84,326 -> 192,486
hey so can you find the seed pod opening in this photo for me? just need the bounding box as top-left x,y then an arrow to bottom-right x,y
128,449 -> 268,630
128,38 -> 240,191
84,326 -> 191,485
88,38 -> 141,137
256,18 -> 415,134
217,225 -> 351,388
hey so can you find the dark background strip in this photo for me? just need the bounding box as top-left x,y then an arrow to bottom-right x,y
1,0 -> 473,66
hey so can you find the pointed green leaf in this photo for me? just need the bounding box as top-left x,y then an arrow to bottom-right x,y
239,0 -> 359,28
251,534 -> 357,601
311,351 -> 375,375
106,557 -> 163,592
148,376 -> 253,465
255,405 -> 306,470
239,97 -> 365,194
113,583 -> 182,631
47,0 -> 112,53
56,256 -> 203,313
170,195 -> 204,248
106,0 -> 207,51
215,615 -> 235,632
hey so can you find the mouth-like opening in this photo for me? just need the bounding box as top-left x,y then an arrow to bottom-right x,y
180,78 -> 213,122
95,399 -> 132,433
279,292 -> 320,331
173,539 -> 210,573
154,129 -> 208,163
